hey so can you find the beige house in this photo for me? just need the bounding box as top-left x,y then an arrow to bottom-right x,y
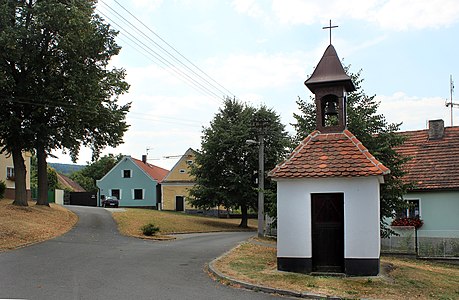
160,148 -> 197,211
0,151 -> 31,200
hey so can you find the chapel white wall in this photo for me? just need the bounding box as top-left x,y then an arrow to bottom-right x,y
277,176 -> 381,259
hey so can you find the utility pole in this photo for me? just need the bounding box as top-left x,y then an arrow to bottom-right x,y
257,132 -> 265,238
251,116 -> 269,237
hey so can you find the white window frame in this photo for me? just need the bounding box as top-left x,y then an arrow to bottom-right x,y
403,198 -> 421,218
179,169 -> 186,174
122,169 -> 132,178
132,188 -> 145,200
111,189 -> 122,200
186,160 -> 193,165
6,166 -> 14,180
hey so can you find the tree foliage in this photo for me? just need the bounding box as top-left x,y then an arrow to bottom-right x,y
70,154 -> 123,192
0,1 -> 130,206
292,69 -> 413,236
190,98 -> 291,227
30,155 -> 59,190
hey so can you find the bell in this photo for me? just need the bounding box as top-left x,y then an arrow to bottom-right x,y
324,100 -> 338,116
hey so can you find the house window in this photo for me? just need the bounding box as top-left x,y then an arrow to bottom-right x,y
133,189 -> 144,200
111,189 -> 121,200
186,160 -> 193,165
123,170 -> 132,178
6,167 -> 14,180
179,169 -> 186,174
400,199 -> 420,218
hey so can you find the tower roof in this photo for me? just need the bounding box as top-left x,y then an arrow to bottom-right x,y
269,130 -> 389,179
304,44 -> 355,93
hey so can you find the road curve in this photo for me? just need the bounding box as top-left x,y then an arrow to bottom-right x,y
0,206 -> 282,299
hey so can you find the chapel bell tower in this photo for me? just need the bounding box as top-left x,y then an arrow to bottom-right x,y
304,45 -> 356,133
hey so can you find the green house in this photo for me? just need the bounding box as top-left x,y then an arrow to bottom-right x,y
396,119 -> 459,238
96,155 -> 168,208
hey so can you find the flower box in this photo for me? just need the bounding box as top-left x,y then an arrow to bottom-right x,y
391,217 -> 423,229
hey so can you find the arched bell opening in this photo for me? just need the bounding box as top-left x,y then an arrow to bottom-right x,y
320,94 -> 340,128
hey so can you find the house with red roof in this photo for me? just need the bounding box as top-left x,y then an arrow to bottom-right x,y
270,44 -> 388,276
96,155 -> 169,208
56,172 -> 85,192
395,119 -> 459,238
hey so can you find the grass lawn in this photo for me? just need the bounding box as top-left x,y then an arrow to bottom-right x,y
214,239 -> 459,300
0,199 -> 78,251
112,208 -> 256,239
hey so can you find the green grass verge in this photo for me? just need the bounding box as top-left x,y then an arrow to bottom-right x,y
214,241 -> 459,300
112,208 -> 256,239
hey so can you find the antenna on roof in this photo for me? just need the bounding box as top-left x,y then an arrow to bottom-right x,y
163,154 -> 182,159
146,147 -> 153,156
143,147 -> 160,161
445,75 -> 458,126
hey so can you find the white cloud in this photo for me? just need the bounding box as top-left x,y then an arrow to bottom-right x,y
377,92 -> 451,131
206,51 -> 310,91
374,0 -> 459,30
236,0 -> 459,31
231,0 -> 265,19
131,0 -> 163,12
272,0 -> 323,25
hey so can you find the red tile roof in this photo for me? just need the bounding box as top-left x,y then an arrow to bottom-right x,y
395,126 -> 459,190
56,172 -> 85,192
132,158 -> 169,183
269,130 -> 390,179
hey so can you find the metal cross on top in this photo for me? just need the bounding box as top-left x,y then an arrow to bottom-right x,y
323,20 -> 338,45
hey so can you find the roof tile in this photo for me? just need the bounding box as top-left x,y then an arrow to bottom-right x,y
132,158 -> 169,183
269,130 -> 390,179
395,126 -> 459,190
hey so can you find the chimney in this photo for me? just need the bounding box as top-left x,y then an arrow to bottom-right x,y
428,119 -> 444,140
142,155 -> 147,164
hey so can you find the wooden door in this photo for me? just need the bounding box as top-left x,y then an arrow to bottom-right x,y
175,196 -> 184,212
311,193 -> 344,273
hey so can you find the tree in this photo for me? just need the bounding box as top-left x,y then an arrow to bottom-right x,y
30,155 -> 59,191
70,154 -> 123,192
292,68 -> 412,236
190,98 -> 290,227
0,1 -> 130,206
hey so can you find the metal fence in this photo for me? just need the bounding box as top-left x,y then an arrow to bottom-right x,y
382,227 -> 459,258
417,230 -> 459,258
381,226 -> 416,254
261,224 -> 459,258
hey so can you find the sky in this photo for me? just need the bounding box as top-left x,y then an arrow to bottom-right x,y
49,0 -> 459,170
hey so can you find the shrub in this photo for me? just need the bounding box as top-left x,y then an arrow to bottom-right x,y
0,180 -> 6,199
141,223 -> 160,236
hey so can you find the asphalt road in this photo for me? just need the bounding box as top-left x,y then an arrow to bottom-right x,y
0,206 -> 282,299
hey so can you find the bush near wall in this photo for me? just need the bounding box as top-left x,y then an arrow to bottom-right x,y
0,180 -> 5,199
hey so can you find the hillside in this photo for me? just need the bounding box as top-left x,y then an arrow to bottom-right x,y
48,163 -> 85,176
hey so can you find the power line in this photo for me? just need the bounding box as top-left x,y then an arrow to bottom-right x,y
110,0 -> 236,99
98,0 -> 231,99
96,0 -> 237,103
0,96 -> 204,128
95,8 -> 223,101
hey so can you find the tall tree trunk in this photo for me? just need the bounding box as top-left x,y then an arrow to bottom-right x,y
36,144 -> 49,206
239,203 -> 248,228
11,147 -> 28,206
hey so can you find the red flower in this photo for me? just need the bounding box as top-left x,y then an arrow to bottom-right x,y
391,217 -> 423,229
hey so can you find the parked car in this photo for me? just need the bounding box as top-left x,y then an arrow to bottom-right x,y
102,196 -> 119,208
